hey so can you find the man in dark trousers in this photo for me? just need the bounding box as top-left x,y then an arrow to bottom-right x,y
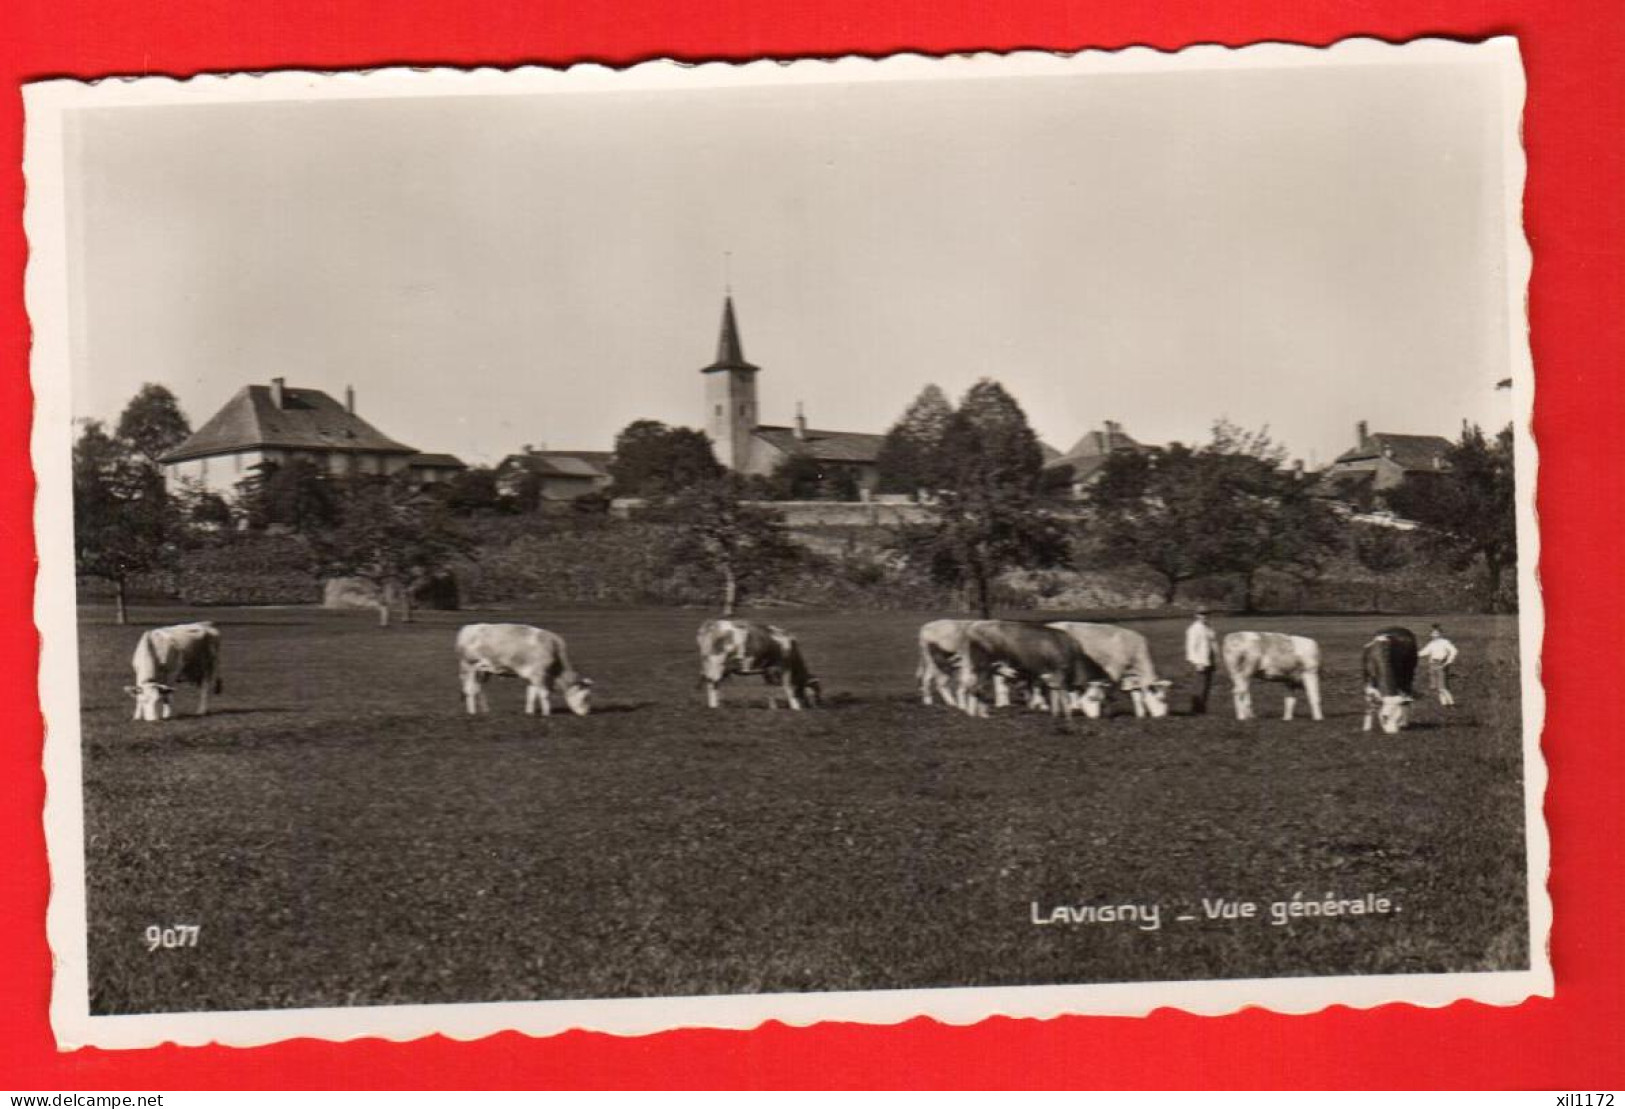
1185,608 -> 1219,714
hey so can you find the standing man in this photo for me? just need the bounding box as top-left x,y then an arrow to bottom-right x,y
1418,623 -> 1460,706
1185,608 -> 1219,714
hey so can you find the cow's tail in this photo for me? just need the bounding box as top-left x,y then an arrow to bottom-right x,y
213,676 -> 224,695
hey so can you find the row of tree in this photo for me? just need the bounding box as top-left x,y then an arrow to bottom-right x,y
73,381 -> 1520,624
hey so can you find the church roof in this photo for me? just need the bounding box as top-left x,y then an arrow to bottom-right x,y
160,383 -> 417,463
753,425 -> 884,464
700,296 -> 760,375
1334,432 -> 1453,470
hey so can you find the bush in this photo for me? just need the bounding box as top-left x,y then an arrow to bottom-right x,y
176,534 -> 320,605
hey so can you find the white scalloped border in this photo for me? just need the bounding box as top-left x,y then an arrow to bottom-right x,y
24,35 -> 1548,1052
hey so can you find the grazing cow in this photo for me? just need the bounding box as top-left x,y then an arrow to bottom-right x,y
456,623 -> 594,716
1222,631 -> 1323,721
126,622 -> 222,722
1046,622 -> 1173,717
1363,626 -> 1420,734
698,618 -> 821,710
917,619 -> 1017,709
957,621 -> 1110,719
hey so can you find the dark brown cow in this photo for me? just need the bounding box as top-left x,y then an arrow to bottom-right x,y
957,620 -> 1109,719
1363,626 -> 1419,734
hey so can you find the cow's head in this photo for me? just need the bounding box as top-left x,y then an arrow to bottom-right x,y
1375,693 -> 1412,734
563,677 -> 594,716
801,677 -> 823,707
125,682 -> 174,722
1140,679 -> 1174,718
700,651 -> 731,685
1074,680 -> 1111,718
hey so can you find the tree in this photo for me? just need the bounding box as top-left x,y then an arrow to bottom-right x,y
896,380 -> 1066,616
310,478 -> 471,626
1352,525 -> 1412,611
242,457 -> 339,533
1088,421 -> 1339,609
1088,444 -> 1230,604
1386,422 -> 1517,610
115,383 -> 192,467
73,419 -> 174,624
608,420 -> 723,498
668,475 -> 799,615
442,465 -> 503,516
875,384 -> 954,497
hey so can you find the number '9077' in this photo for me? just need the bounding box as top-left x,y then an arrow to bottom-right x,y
144,924 -> 200,951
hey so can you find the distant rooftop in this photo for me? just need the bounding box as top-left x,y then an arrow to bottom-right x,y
160,380 -> 417,463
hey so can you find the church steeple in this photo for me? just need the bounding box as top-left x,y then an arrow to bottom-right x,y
703,295 -> 759,375
700,294 -> 760,472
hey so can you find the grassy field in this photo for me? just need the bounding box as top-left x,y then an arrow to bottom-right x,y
75,603 -> 1531,1015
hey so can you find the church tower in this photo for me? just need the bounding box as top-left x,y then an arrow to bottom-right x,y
700,295 -> 760,472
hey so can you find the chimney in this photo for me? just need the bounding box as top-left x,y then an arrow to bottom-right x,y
794,401 -> 807,441
270,377 -> 286,409
345,385 -> 355,414
1355,420 -> 1369,448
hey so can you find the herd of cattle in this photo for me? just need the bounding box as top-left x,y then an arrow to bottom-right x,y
121,612 -> 1430,734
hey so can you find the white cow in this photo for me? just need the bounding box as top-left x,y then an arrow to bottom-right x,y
456,624 -> 594,716
1046,622 -> 1173,717
698,618 -> 821,710
917,619 -> 1017,709
1222,631 -> 1324,721
126,622 -> 222,722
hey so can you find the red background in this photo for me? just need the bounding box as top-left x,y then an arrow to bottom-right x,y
3,0 -> 1622,1089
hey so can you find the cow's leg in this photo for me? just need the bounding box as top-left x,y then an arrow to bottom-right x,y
1283,683 -> 1297,721
784,673 -> 804,711
992,673 -> 1011,709
1362,687 -> 1377,732
1231,680 -> 1250,721
197,680 -> 210,717
705,680 -> 721,709
1131,689 -> 1146,718
1302,672 -> 1324,720
536,683 -> 552,716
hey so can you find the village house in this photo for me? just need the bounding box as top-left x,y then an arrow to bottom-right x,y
1317,419 -> 1453,508
1041,419 -> 1146,498
493,447 -> 614,502
159,378 -> 463,495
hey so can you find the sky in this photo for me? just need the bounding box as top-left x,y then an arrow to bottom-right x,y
65,57 -> 1519,467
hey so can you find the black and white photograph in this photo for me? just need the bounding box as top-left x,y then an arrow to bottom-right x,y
25,39 -> 1547,1048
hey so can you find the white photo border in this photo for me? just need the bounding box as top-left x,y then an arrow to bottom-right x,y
24,35 -> 1549,1051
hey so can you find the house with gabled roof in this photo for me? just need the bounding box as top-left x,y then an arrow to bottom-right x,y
160,378 -> 461,495
1041,420 -> 1146,497
1317,420 -> 1453,508
701,296 -> 885,492
493,447 -> 615,502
